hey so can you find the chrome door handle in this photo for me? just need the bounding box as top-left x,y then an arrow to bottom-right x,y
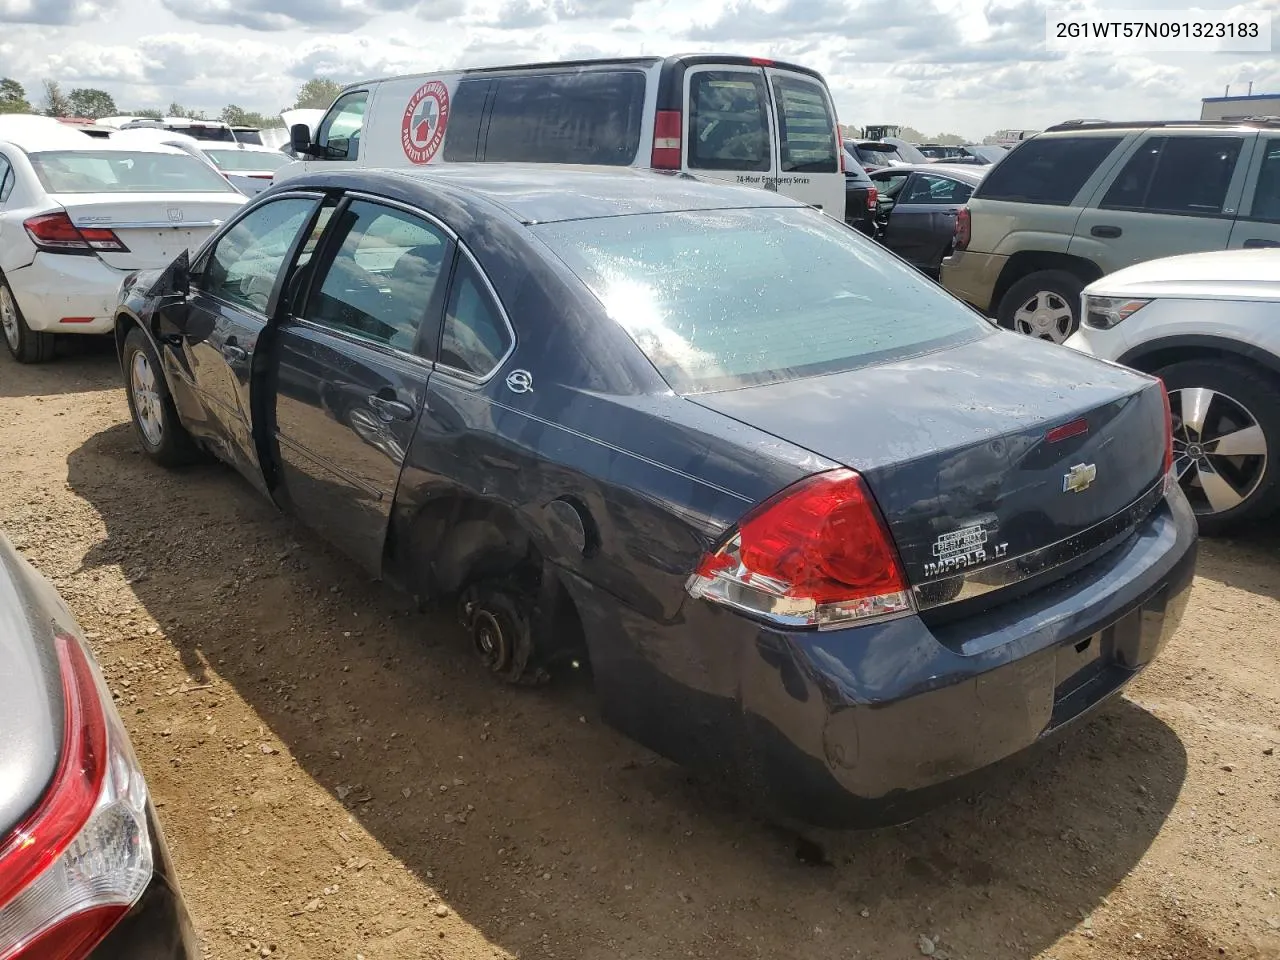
222,343 -> 248,363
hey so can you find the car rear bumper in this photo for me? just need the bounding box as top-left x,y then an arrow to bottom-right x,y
90,803 -> 199,959
940,250 -> 1007,314
7,254 -> 126,334
570,484 -> 1197,828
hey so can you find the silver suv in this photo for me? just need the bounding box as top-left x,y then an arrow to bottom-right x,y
940,118 -> 1280,342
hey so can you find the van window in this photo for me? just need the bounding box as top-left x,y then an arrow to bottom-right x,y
1253,138 -> 1280,221
687,71 -> 770,172
771,75 -> 838,173
442,79 -> 491,162
1102,136 -> 1243,215
479,71 -> 645,165
317,90 -> 368,161
975,136 -> 1122,205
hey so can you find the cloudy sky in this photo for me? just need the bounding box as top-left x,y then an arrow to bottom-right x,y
1,0 -> 1277,138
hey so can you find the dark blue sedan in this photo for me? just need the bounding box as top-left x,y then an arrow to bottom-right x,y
113,166 -> 1197,827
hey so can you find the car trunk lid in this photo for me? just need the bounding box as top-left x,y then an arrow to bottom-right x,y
55,193 -> 243,270
690,334 -> 1167,594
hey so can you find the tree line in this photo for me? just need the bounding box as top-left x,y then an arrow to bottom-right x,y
0,77 -> 344,127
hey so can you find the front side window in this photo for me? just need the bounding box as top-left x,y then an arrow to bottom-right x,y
439,255 -> 512,378
481,71 -> 646,165
975,136 -> 1122,205
534,206 -> 992,394
687,71 -> 770,172
202,197 -> 320,314
28,150 -> 236,194
317,90 -> 368,161
304,200 -> 450,352
771,75 -> 838,173
1252,138 -> 1280,221
901,174 -> 973,204
1102,135 -> 1243,215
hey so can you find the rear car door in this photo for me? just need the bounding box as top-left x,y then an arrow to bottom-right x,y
764,68 -> 843,216
1228,135 -> 1280,249
682,66 -> 778,194
164,193 -> 323,490
271,196 -> 454,574
1071,132 -> 1252,272
882,172 -> 974,271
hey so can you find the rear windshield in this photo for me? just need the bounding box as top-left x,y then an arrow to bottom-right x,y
174,125 -> 235,142
534,206 -> 991,394
474,70 -> 646,165
205,149 -> 290,172
233,130 -> 264,145
975,135 -> 1122,205
856,145 -> 900,167
28,150 -> 238,194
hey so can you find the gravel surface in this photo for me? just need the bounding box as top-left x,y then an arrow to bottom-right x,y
1,341 -> 1277,960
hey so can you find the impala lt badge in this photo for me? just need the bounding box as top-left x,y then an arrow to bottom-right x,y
1063,462 -> 1097,494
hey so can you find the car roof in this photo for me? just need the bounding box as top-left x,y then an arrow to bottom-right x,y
870,163 -> 985,181
0,116 -> 190,155
320,164 -> 808,225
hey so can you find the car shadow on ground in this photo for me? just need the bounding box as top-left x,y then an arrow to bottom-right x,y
0,336 -> 119,398
1194,525 -> 1280,604
66,421 -> 1191,960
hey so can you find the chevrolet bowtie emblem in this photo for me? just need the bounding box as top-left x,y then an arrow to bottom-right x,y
1063,462 -> 1098,494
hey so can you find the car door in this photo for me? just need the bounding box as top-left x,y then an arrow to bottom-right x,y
1070,132 -> 1252,272
1228,135 -> 1280,249
764,68 -> 843,216
881,172 -> 973,272
161,193 -> 324,492
299,89 -> 370,175
682,66 -> 778,196
270,195 -> 454,574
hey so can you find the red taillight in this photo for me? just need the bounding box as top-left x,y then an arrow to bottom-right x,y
0,631 -> 153,960
23,213 -> 128,254
1158,380 -> 1174,477
867,186 -> 878,211
954,207 -> 971,251
651,110 -> 682,170
688,469 -> 912,628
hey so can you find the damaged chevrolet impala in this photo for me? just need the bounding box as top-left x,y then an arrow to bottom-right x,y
113,166 -> 1197,827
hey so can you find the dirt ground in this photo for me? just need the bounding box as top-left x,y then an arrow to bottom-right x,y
1,340 -> 1278,960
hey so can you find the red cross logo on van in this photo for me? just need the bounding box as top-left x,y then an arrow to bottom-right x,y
401,81 -> 450,165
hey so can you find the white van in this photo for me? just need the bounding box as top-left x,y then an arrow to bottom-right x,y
278,54 -> 847,217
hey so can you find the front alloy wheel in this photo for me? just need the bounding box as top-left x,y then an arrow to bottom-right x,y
130,352 -> 164,447
0,284 -> 19,354
1169,386 -> 1267,518
1012,290 -> 1075,343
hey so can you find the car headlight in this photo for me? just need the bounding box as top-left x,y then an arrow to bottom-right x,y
1082,295 -> 1151,330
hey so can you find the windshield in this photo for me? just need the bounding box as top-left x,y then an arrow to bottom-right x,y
534,206 -> 991,394
205,149 -> 290,172
857,146 -> 900,167
29,150 -> 238,194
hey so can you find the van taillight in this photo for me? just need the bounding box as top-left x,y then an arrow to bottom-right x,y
867,186 -> 878,211
651,110 -> 682,170
954,207 -> 971,251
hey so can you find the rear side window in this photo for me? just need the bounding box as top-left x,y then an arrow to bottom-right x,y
1252,138 -> 1280,221
442,79 -> 490,162
975,136 -> 1122,205
480,71 -> 645,165
0,154 -> 12,203
439,255 -> 513,379
1102,135 -> 1243,215
771,75 -> 838,173
534,207 -> 991,394
687,71 -> 770,172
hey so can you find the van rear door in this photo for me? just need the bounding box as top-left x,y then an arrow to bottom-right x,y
763,68 -> 844,217
682,66 -> 779,195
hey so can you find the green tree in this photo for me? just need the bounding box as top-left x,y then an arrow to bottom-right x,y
293,78 -> 341,110
932,132 -> 966,146
0,78 -> 32,114
166,101 -> 207,120
67,87 -> 117,120
220,104 -> 270,127
42,79 -> 71,117
128,108 -> 163,119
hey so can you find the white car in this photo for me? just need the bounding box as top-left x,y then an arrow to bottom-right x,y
1067,249 -> 1280,534
0,119 -> 246,362
112,128 -> 290,196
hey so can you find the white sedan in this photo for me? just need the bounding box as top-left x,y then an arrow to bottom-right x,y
110,128 -> 291,197
0,117 -> 246,362
1066,249 -> 1280,534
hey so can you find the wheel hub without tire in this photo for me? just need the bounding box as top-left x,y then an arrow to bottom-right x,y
1169,386 -> 1268,518
1012,291 -> 1074,343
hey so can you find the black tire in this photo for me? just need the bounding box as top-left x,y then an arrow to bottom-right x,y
121,327 -> 199,467
1155,358 -> 1280,536
996,270 -> 1085,343
0,277 -> 56,364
